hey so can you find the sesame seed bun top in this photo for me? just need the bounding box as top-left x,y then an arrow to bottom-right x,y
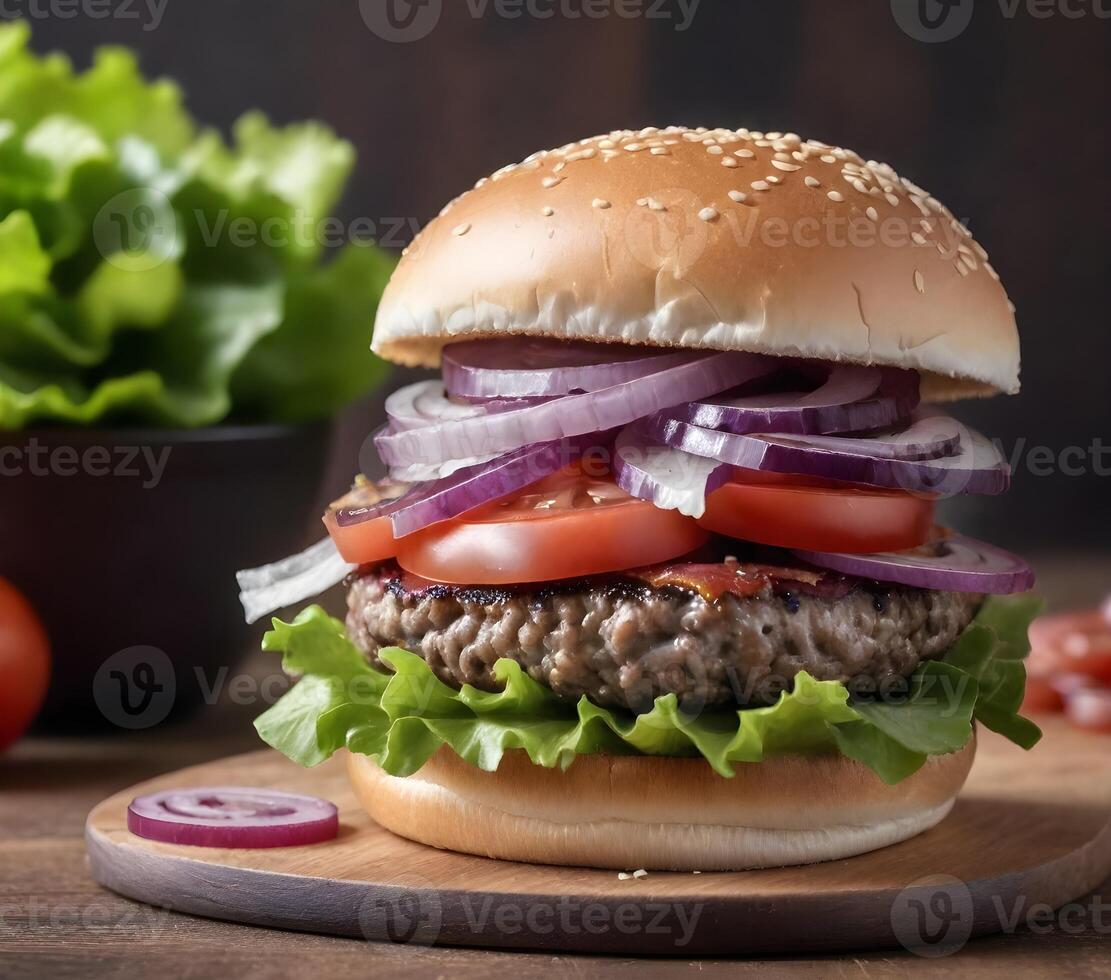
373,126 -> 1020,400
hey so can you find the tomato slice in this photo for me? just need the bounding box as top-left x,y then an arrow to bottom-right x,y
324,509 -> 396,565
396,466 -> 709,585
697,470 -> 936,553
323,478 -> 407,565
1021,675 -> 1065,714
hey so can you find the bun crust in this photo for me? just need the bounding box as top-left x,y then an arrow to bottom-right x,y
373,127 -> 1018,400
347,739 -> 976,871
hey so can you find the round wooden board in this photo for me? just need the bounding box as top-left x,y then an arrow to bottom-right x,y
87,719 -> 1111,956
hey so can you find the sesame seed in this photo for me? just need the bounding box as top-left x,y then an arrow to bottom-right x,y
986,262 -> 1001,281
707,145 -> 724,155
722,157 -> 739,168
633,869 -> 649,879
735,148 -> 755,158
542,176 -> 563,189
956,262 -> 970,278
774,152 -> 792,162
728,190 -> 748,203
624,143 -> 643,152
1006,299 -> 1016,313
541,206 -> 554,217
865,206 -> 879,221
650,147 -> 670,156
751,180 -> 770,191
647,198 -> 666,211
452,223 -> 471,237
618,872 -> 631,881
592,198 -> 611,210
598,139 -> 616,149
914,270 -> 925,293
766,175 -> 781,184
827,191 -> 844,202
885,193 -> 900,207
851,179 -> 869,195
636,198 -> 648,206
911,232 -> 928,246
821,154 -> 837,163
805,176 -> 821,188
553,162 -> 566,173
698,207 -> 720,222
771,160 -> 801,172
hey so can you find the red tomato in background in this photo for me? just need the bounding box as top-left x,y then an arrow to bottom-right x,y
0,578 -> 51,751
1065,688 -> 1111,734
1028,611 -> 1111,684
1021,675 -> 1064,714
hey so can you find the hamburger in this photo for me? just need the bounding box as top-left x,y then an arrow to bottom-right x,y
239,126 -> 1042,872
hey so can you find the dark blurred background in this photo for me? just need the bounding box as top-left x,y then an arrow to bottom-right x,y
20,0 -> 1109,552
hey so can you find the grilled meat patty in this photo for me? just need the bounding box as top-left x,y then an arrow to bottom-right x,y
345,564 -> 980,713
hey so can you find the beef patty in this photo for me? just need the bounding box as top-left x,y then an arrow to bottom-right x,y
346,565 -> 980,713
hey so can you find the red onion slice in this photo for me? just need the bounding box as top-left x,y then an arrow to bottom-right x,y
670,365 -> 919,435
613,425 -> 728,518
794,535 -> 1035,595
376,352 -> 773,469
443,338 -> 702,399
766,412 -> 963,462
640,412 -> 1009,496
127,787 -> 339,848
386,381 -> 551,433
340,435 -> 606,537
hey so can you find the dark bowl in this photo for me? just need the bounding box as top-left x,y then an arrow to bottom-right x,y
1,422 -> 333,732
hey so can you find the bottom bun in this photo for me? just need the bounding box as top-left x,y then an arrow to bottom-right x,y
347,738 -> 976,871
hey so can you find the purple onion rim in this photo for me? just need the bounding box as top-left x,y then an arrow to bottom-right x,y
663,366 -> 921,436
442,338 -> 707,399
638,415 -> 1011,497
338,432 -> 613,535
374,351 -> 776,469
792,535 -> 1036,595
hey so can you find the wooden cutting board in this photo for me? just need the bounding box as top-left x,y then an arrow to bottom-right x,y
86,719 -> 1111,956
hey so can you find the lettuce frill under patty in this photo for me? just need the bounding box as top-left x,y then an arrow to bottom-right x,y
255,595 -> 1042,785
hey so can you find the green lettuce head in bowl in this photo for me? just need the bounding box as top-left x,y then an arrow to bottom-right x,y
0,22 -> 394,729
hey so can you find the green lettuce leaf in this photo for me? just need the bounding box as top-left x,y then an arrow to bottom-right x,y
0,22 -> 392,429
254,596 -> 1043,786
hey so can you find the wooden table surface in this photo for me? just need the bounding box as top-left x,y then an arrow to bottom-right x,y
2,555 -> 1110,978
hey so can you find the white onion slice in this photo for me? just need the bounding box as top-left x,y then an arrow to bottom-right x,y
389,454 -> 500,482
613,427 -> 728,518
236,538 -> 354,625
385,380 -> 487,431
